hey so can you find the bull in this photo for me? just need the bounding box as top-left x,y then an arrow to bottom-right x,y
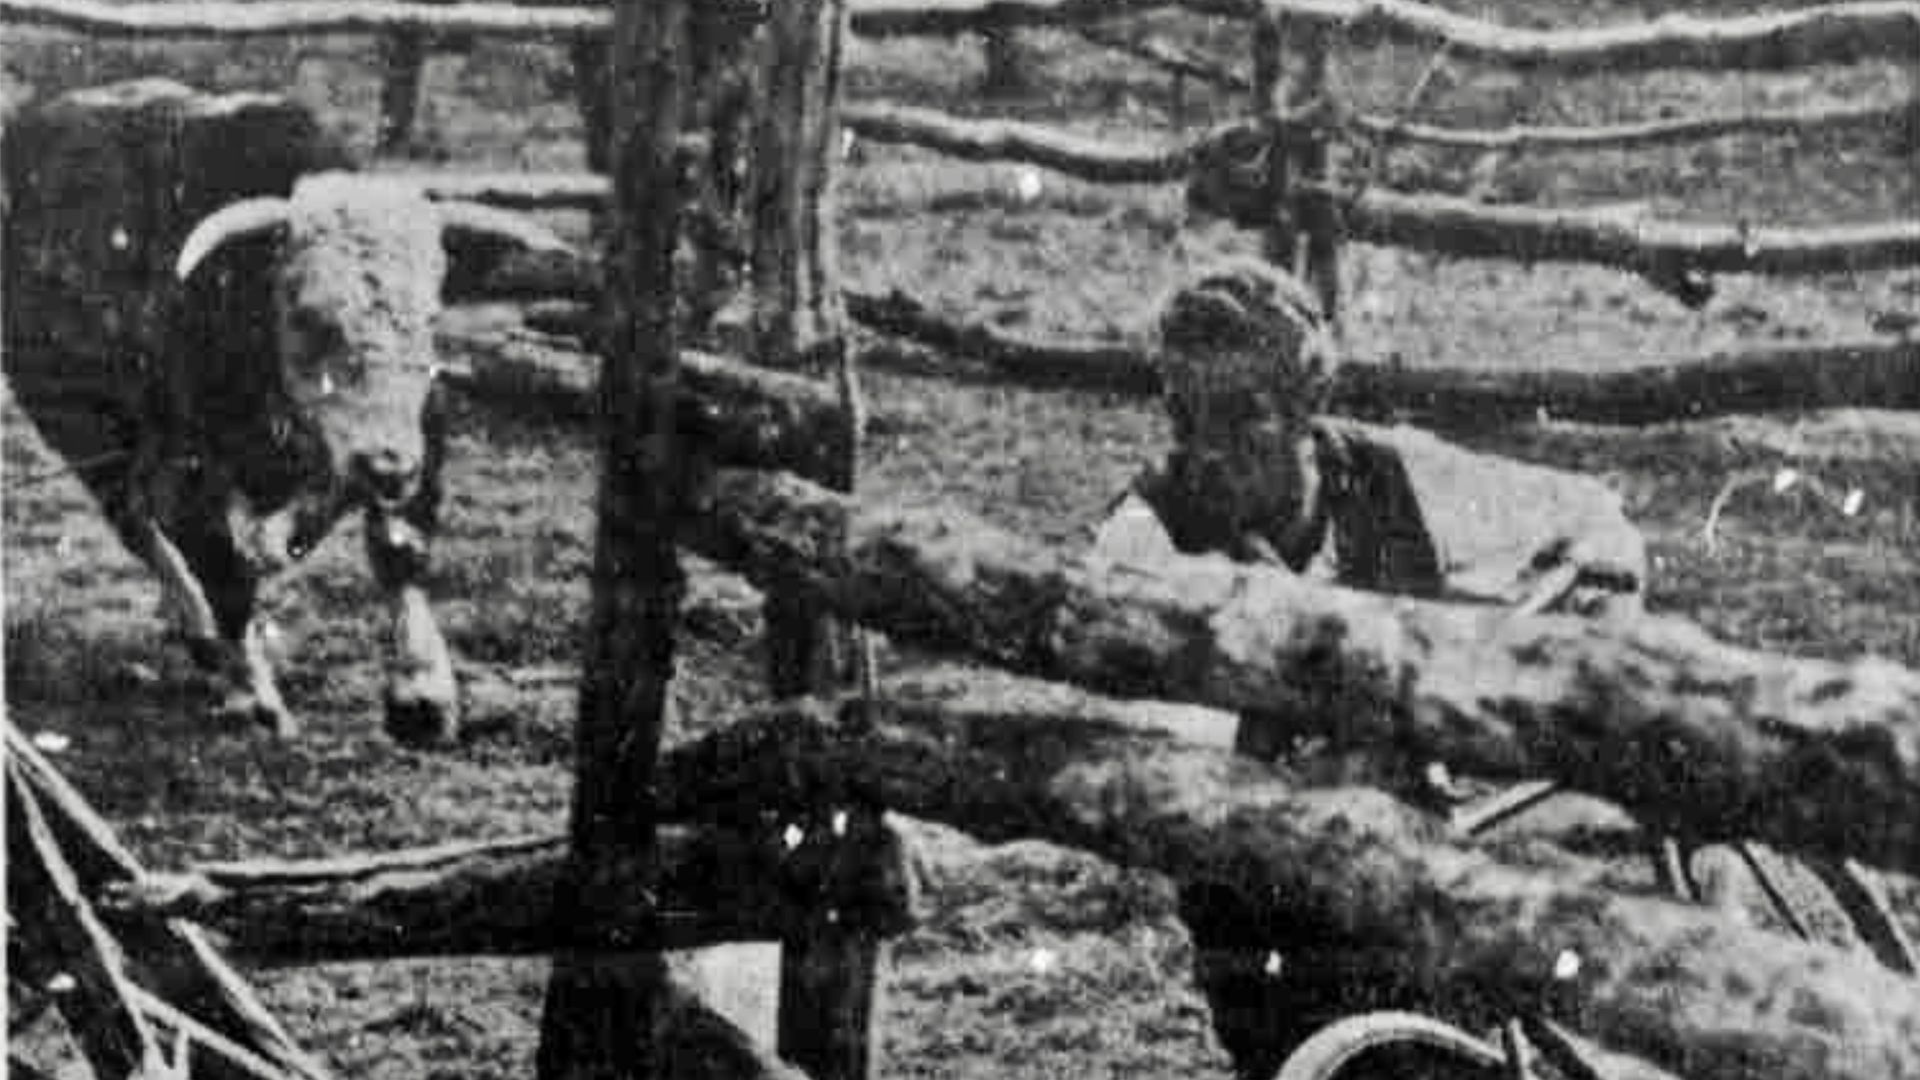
4,81 -> 570,745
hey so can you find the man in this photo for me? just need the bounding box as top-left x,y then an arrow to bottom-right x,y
1094,257 -> 1646,621
1094,260 -> 1653,1077
1102,261 -> 1890,1078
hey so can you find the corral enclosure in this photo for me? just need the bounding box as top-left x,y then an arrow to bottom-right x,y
5,0 -> 1920,1078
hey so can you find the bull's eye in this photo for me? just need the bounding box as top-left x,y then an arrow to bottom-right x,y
286,310 -> 344,356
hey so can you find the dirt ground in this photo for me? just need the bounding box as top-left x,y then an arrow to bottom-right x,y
5,1 -> 1919,1077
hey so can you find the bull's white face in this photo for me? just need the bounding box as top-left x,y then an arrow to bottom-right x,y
176,173 -> 571,570
273,178 -> 445,513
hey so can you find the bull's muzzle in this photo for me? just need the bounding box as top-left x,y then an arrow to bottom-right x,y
350,448 -> 420,507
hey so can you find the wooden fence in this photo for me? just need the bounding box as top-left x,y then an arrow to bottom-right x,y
7,2 -> 1920,1079
12,0 -> 1912,385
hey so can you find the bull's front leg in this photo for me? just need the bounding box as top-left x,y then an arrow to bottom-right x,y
144,521 -> 296,736
366,497 -> 458,748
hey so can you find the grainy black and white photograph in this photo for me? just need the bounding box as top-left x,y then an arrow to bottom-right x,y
4,0 -> 1918,1077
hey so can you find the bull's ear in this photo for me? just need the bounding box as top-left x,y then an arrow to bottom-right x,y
438,200 -> 571,257
436,201 -> 582,301
175,197 -> 290,281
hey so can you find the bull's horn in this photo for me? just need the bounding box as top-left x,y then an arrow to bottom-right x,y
175,197 -> 291,281
435,201 -> 573,256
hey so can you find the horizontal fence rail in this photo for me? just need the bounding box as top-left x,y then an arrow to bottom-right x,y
9,0 -> 1920,76
1344,97 -> 1920,155
0,0 -> 605,37
844,102 -> 1209,183
1071,20 -> 1250,91
14,0 -> 1908,190
412,167 -> 1920,285
680,465 -> 1920,885
1338,187 -> 1920,278
843,99 -> 1920,181
437,301 -> 1920,460
1253,0 -> 1920,74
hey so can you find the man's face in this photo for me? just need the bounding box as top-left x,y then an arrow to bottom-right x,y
1164,344 -> 1323,563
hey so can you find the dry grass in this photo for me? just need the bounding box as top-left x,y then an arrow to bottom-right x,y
5,3 -> 1919,1077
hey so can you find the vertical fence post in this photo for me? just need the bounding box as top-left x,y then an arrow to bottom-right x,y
1904,56 -> 1920,155
376,30 -> 426,153
1295,23 -> 1341,327
981,25 -> 1031,97
1251,17 -> 1281,114
570,33 -> 614,173
751,1 -> 882,1077
1251,15 -> 1295,273
750,0 -> 867,701
1255,13 -> 1342,325
681,5 -> 761,345
534,0 -> 692,1076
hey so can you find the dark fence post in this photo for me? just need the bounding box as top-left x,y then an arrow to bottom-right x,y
1255,13 -> 1342,325
980,25 -> 1032,97
749,0 -> 867,701
570,33 -> 614,173
1295,21 -> 1342,326
376,30 -> 426,152
1251,16 -> 1294,272
534,0 -> 692,1076
750,1 -> 883,1077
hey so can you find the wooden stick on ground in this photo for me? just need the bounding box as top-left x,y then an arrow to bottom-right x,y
5,723 -> 332,1080
127,984 -> 297,1080
8,758 -> 173,1080
1835,859 -> 1920,975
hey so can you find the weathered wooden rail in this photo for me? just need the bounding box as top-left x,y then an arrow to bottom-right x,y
8,0 -> 1920,73
11,0 -> 1917,158
445,261 -> 1920,424
678,466 -> 1920,881
8,0 -> 1915,309
649,695 -> 1920,1080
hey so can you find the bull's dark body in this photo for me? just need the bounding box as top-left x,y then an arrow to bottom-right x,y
3,79 -> 351,580
5,80 -> 465,738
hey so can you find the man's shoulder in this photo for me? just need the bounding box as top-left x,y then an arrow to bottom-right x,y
1312,416 -> 1643,602
1317,417 -> 1625,518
